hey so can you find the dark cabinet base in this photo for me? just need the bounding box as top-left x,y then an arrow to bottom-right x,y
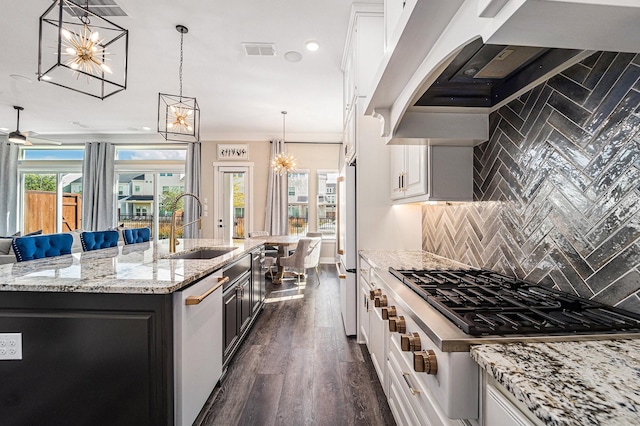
0,292 -> 173,426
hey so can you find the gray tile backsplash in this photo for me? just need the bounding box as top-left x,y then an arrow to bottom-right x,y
422,52 -> 640,314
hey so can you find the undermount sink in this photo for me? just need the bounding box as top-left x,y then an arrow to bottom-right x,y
168,247 -> 235,260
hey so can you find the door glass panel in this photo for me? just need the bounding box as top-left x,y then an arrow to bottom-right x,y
61,173 -> 83,232
232,173 -> 246,239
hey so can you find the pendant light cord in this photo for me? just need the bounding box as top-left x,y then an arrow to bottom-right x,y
179,31 -> 184,98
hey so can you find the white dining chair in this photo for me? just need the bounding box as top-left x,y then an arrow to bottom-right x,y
278,237 -> 322,284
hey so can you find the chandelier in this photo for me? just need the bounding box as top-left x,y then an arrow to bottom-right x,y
271,111 -> 297,175
38,0 -> 128,99
158,25 -> 200,142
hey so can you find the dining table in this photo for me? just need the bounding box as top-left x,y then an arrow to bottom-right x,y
259,235 -> 301,284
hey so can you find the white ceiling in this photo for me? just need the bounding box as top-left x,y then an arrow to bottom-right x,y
0,0 -> 355,145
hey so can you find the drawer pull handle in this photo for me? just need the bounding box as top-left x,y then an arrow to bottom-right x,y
185,276 -> 229,305
401,372 -> 421,395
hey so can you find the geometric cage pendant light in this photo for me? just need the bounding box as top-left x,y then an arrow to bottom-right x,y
38,0 -> 128,100
158,25 -> 200,142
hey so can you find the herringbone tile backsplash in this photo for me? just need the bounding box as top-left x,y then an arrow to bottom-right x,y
422,52 -> 640,313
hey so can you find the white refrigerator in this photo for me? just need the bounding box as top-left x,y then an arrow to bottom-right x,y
337,164 -> 357,336
336,99 -> 422,337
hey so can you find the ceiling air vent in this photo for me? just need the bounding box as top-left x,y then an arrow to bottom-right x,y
242,43 -> 276,57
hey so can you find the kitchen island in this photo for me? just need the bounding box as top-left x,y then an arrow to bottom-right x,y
0,237 -> 272,426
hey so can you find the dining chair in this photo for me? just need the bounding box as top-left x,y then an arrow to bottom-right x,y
80,230 -> 120,251
278,237 -> 322,284
122,227 -> 151,245
12,233 -> 74,262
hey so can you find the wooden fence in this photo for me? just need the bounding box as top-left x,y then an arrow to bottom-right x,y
24,191 -> 82,234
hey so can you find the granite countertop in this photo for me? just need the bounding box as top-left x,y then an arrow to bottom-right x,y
471,341 -> 640,426
0,238 -> 269,294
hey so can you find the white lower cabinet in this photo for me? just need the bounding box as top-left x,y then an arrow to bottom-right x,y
368,270 -> 389,395
482,374 -> 540,426
358,278 -> 371,346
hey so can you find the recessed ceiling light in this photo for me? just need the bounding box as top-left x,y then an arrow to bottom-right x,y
141,126 -> 151,131
305,41 -> 319,52
41,75 -> 52,81
284,51 -> 302,63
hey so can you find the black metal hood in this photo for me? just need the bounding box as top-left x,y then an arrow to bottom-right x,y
414,39 -> 584,109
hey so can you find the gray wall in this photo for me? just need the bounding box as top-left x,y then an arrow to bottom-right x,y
422,52 -> 640,314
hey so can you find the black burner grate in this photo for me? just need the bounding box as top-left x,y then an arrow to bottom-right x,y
389,268 -> 640,336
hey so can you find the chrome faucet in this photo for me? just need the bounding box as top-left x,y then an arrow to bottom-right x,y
170,192 -> 203,253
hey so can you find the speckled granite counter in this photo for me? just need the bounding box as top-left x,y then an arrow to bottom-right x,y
471,340 -> 640,426
0,238 -> 269,294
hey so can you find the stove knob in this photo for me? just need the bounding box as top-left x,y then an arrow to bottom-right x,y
414,350 -> 438,375
396,316 -> 406,333
389,316 -> 406,333
401,332 -> 422,352
382,306 -> 397,320
370,289 -> 382,300
374,295 -> 388,308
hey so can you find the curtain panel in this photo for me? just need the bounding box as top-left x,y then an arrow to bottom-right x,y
265,139 -> 288,235
0,141 -> 19,236
82,142 -> 115,231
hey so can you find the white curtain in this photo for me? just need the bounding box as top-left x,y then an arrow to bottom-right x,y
265,139 -> 288,235
82,142 -> 115,231
0,141 -> 19,236
183,142 -> 201,238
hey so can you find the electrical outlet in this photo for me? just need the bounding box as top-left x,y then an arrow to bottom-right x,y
0,333 -> 22,360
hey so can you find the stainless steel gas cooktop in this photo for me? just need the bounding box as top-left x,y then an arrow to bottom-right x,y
389,268 -> 640,337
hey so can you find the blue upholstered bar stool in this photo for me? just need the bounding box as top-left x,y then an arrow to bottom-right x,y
122,227 -> 151,245
12,233 -> 74,262
80,230 -> 120,251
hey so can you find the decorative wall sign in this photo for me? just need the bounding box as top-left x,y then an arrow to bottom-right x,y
217,144 -> 249,160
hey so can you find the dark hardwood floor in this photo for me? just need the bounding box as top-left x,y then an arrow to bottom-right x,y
195,264 -> 396,426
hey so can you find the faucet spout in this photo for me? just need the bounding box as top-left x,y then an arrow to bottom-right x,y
170,192 -> 203,253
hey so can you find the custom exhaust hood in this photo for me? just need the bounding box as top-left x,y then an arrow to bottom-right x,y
365,0 -> 640,145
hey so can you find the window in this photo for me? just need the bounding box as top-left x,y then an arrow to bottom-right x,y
15,146 -> 186,239
317,170 -> 338,238
17,147 -> 84,234
287,171 -> 309,236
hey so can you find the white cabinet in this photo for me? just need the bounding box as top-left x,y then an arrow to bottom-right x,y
358,257 -> 373,345
342,4 -> 384,164
173,273 -> 224,426
482,374 -> 540,426
384,0 -> 405,50
390,145 -> 474,203
368,270 -> 389,395
343,5 -> 384,109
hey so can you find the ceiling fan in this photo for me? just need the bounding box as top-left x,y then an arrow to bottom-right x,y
2,106 -> 62,146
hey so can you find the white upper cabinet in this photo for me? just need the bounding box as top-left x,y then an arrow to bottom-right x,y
391,145 -> 473,203
342,3 -> 384,164
383,0 -> 404,50
342,3 -> 384,116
